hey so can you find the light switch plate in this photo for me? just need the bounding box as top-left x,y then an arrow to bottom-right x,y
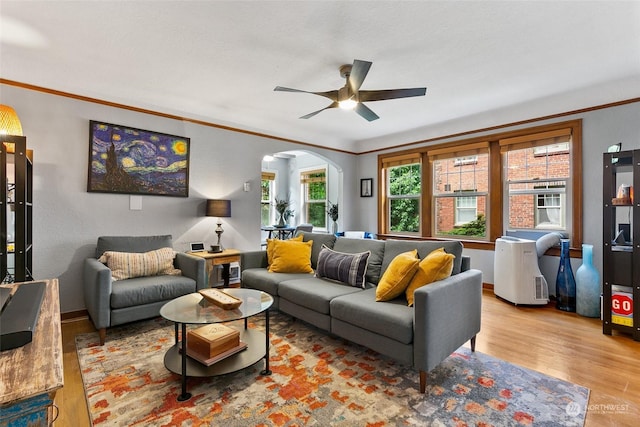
130,195 -> 142,210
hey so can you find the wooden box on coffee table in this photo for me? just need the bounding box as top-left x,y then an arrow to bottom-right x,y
187,324 -> 240,359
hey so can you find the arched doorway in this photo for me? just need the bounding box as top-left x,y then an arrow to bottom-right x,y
261,150 -> 342,240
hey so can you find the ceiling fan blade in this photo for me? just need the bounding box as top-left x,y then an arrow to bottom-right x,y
274,86 -> 338,101
300,101 -> 339,119
354,103 -> 379,121
348,60 -> 372,93
358,87 -> 427,102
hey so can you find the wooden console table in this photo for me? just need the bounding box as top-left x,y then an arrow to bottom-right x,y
190,249 -> 241,288
0,278 -> 63,426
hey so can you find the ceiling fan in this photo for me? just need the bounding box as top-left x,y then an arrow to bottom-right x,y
274,59 -> 426,121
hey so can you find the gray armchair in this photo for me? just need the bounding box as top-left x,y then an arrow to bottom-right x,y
83,235 -> 206,345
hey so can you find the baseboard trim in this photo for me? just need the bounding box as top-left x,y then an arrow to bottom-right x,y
61,309 -> 89,322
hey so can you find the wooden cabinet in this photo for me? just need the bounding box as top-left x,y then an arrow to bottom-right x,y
1,136 -> 33,283
602,150 -> 640,340
0,279 -> 63,426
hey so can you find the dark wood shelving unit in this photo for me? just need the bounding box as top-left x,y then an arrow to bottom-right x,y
602,149 -> 640,341
1,135 -> 33,284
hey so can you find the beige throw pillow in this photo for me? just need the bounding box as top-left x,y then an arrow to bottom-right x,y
98,247 -> 181,281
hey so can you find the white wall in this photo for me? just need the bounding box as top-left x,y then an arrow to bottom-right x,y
3,84 -> 358,313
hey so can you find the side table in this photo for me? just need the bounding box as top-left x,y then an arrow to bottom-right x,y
190,249 -> 241,287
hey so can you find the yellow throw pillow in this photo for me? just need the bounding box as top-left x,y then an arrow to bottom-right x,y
405,247 -> 455,306
375,250 -> 419,302
268,239 -> 314,273
98,247 -> 181,281
266,234 -> 303,265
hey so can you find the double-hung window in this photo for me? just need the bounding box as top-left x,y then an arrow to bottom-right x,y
429,142 -> 489,239
381,154 -> 421,234
377,120 -> 581,246
500,129 -> 572,233
261,171 -> 276,226
300,168 -> 327,229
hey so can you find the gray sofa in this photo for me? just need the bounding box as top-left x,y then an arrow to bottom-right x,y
83,235 -> 206,345
241,232 -> 483,393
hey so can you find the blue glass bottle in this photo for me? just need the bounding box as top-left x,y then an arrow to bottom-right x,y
576,244 -> 601,317
556,239 -> 576,312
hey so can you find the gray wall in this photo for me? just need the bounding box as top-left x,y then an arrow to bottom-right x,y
3,84 -> 358,313
357,101 -> 640,291
4,81 -> 639,312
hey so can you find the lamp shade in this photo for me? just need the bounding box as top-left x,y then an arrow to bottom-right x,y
206,199 -> 231,217
0,105 -> 23,136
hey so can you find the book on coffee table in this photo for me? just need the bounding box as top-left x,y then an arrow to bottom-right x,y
183,341 -> 248,366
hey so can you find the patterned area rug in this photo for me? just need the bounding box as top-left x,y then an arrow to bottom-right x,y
76,313 -> 589,426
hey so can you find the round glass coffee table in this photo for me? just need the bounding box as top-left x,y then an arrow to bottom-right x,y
160,288 -> 273,401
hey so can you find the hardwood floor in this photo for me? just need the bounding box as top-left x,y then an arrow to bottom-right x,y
56,290 -> 639,426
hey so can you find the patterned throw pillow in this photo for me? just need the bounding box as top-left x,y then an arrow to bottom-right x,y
315,245 -> 371,288
405,247 -> 455,306
375,250 -> 420,301
98,247 -> 181,281
268,240 -> 314,273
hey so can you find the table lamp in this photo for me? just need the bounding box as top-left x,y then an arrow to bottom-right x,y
206,199 -> 231,252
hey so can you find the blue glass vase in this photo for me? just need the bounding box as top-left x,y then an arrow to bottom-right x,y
576,244 -> 600,317
556,239 -> 576,312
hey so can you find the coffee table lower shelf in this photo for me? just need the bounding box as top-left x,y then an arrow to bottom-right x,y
164,328 -> 266,377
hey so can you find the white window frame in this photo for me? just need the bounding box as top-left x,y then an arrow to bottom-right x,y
300,166 -> 328,230
261,170 -> 276,226
455,195 -> 478,225
386,163 -> 422,235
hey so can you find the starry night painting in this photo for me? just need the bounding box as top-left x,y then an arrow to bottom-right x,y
87,121 -> 190,197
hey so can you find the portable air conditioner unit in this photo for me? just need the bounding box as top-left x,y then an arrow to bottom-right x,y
494,237 -> 549,305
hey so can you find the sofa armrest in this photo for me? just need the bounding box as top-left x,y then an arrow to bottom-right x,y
175,252 -> 207,290
83,258 -> 113,330
412,269 -> 482,373
241,251 -> 268,270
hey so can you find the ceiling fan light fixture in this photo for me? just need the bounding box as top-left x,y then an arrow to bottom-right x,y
338,99 -> 357,110
274,59 -> 426,120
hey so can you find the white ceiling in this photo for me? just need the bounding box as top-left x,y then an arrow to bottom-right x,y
2,1 -> 640,153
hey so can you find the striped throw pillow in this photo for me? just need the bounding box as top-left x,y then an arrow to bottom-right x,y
315,245 -> 370,288
98,247 -> 182,281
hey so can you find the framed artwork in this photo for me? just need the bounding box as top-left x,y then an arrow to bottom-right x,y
87,121 -> 190,197
360,178 -> 373,197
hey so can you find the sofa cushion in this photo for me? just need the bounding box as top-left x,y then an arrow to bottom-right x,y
99,247 -> 181,280
279,278 -> 362,314
300,232 -> 337,268
381,240 -> 463,276
242,268 -> 313,296
95,235 -> 173,258
266,234 -> 303,265
315,245 -> 370,288
375,250 -> 419,301
333,238 -> 386,286
330,288 -> 414,345
268,240 -> 314,273
405,247 -> 455,306
110,275 -> 196,309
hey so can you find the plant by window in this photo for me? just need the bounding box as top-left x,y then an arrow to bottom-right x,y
274,196 -> 290,216
327,202 -> 339,222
